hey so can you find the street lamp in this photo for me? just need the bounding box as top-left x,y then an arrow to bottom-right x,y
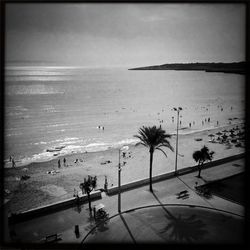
118,145 -> 129,213
173,107 -> 182,175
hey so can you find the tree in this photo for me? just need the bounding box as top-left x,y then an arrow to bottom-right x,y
192,146 -> 214,178
80,175 -> 97,213
134,126 -> 174,192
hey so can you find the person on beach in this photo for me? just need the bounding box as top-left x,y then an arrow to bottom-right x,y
12,158 -> 16,168
208,117 -> 210,122
193,121 -> 195,126
9,155 -> 12,162
189,123 -> 191,128
104,176 -> 108,191
217,121 -> 219,126
172,116 -> 174,122
58,159 -> 61,168
63,158 -> 66,167
205,118 -> 207,122
202,121 -> 204,126
73,188 -> 77,197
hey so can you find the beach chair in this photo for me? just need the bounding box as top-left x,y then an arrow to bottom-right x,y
41,233 -> 62,243
176,190 -> 189,199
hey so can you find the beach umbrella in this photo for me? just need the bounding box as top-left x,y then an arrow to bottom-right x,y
222,134 -> 228,140
238,131 -> 244,136
216,132 -> 222,135
208,134 -> 215,138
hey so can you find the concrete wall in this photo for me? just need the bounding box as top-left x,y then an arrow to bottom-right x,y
107,153 -> 245,195
9,190 -> 102,224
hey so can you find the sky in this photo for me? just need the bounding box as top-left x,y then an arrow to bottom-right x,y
5,3 -> 246,67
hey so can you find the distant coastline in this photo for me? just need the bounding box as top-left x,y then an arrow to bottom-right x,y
129,61 -> 246,74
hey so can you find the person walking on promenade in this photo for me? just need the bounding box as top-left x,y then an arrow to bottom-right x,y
58,159 -> 61,168
63,157 -> 66,167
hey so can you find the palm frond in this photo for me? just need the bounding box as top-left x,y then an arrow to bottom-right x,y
134,125 -> 173,151
192,150 -> 202,163
156,147 -> 168,158
157,142 -> 174,152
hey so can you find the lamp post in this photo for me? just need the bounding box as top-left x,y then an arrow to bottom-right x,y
173,107 -> 182,175
118,145 -> 129,213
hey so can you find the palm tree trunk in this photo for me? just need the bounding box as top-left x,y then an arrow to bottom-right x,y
87,192 -> 92,212
198,163 -> 202,178
149,150 -> 154,192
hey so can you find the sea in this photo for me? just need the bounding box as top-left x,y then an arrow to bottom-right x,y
4,65 -> 245,167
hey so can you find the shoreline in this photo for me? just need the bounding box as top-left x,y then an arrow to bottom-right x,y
4,120 -> 244,169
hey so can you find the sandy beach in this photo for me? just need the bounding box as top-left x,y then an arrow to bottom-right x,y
4,121 -> 245,214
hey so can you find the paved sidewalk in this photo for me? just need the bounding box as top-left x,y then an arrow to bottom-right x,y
8,158 -> 245,244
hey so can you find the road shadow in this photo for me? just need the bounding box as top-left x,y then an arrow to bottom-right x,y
119,214 -> 136,243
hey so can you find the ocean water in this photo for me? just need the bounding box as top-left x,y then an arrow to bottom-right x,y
4,66 -> 245,167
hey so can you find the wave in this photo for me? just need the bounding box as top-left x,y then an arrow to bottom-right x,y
6,85 -> 65,95
4,137 -> 140,168
6,132 -> 23,137
45,123 -> 69,128
6,76 -> 73,82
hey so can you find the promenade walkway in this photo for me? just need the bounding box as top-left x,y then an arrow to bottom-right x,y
8,158 -> 245,244
83,204 -> 244,243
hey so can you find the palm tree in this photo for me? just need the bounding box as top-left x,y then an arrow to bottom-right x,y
192,146 -> 214,178
134,126 -> 174,192
80,175 -> 97,213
